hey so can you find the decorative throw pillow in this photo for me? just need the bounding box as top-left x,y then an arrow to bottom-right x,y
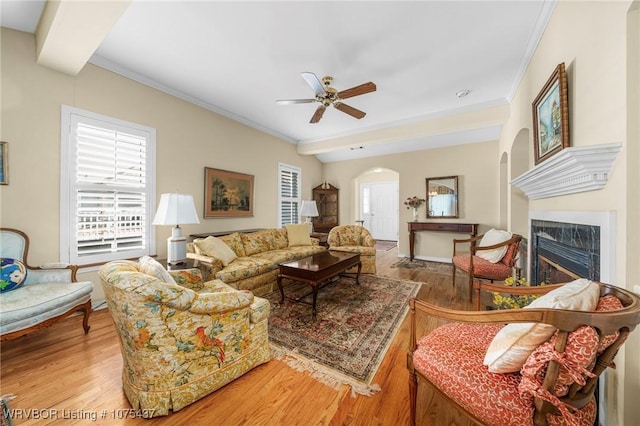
0,258 -> 28,292
286,224 -> 312,247
476,228 -> 512,263
138,255 -> 176,284
595,295 -> 624,352
483,278 -> 600,373
219,233 -> 246,257
519,325 -> 600,400
194,236 -> 238,266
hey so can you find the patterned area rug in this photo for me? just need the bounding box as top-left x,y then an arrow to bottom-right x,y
265,275 -> 421,396
374,240 -> 397,251
391,257 -> 453,275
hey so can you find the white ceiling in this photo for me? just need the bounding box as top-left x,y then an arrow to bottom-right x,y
1,0 -> 556,162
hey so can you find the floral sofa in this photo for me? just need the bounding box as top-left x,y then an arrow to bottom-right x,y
186,227 -> 326,296
99,258 -> 271,417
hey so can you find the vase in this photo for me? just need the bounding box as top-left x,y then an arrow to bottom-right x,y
412,207 -> 419,222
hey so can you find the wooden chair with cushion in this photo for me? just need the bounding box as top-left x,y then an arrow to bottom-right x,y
407,279 -> 640,426
452,229 -> 522,301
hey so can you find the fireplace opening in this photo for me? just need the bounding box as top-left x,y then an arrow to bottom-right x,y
531,220 -> 600,285
538,255 -> 581,284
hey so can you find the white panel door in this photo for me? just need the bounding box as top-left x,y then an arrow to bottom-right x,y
360,181 -> 398,241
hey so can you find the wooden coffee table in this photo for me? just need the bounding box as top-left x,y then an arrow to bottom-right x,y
277,250 -> 362,319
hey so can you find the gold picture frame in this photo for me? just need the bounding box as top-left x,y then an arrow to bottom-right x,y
532,62 -> 570,164
204,167 -> 254,218
0,142 -> 7,185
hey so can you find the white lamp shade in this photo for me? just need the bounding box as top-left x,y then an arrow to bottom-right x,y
152,193 -> 200,226
152,193 -> 199,264
300,200 -> 319,218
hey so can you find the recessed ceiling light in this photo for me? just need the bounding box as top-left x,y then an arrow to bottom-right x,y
456,89 -> 471,99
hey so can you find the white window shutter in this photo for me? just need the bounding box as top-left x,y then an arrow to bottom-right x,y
278,164 -> 301,227
61,106 -> 155,266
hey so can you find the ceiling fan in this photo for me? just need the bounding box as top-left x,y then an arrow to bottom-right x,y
276,72 -> 376,124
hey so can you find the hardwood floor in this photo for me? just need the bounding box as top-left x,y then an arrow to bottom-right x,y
0,247 -> 483,425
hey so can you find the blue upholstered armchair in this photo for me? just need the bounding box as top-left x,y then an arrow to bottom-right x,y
0,228 -> 93,340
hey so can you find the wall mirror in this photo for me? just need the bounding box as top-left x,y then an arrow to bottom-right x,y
426,175 -> 459,218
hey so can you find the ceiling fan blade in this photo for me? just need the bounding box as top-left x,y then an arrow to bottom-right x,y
334,102 -> 366,119
337,82 -> 376,100
301,72 -> 326,96
276,99 -> 316,105
310,105 -> 326,123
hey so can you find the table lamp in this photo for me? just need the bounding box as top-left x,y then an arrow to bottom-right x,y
300,200 -> 319,234
152,193 -> 200,264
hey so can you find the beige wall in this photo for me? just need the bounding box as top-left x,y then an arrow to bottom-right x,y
0,28 -> 323,303
323,140 -> 500,261
499,1 -> 638,424
625,2 -> 640,424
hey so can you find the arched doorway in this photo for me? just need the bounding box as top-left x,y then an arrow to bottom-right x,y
355,168 -> 400,241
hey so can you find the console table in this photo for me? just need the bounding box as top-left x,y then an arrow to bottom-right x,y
190,228 -> 264,240
408,222 -> 479,261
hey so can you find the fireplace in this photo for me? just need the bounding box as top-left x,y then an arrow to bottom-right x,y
528,211 -> 615,285
531,220 -> 600,285
527,211 -> 616,424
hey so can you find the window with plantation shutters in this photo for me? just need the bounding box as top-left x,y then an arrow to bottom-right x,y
278,163 -> 301,227
61,106 -> 156,266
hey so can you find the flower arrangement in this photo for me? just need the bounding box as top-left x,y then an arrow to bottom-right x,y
404,196 -> 426,209
492,276 -> 543,309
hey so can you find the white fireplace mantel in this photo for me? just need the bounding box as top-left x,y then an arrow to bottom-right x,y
511,143 -> 621,199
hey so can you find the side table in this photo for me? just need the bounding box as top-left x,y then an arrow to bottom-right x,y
157,258 -> 216,281
310,232 -> 329,247
157,258 -> 197,271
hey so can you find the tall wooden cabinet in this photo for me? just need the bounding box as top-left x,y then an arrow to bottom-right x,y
312,183 -> 339,233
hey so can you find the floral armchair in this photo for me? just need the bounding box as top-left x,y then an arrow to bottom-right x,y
407,279 -> 640,426
327,225 -> 376,274
99,259 -> 271,417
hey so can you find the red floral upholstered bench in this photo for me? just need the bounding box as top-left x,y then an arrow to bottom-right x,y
407,279 -> 640,425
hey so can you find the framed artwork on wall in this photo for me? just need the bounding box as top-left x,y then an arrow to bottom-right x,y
532,62 -> 569,165
0,142 -> 7,185
204,167 -> 254,218
426,175 -> 459,218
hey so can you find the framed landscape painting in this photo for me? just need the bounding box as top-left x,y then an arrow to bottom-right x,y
532,62 -> 569,165
204,167 -> 254,218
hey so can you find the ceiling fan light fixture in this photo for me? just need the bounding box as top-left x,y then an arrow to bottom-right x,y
278,72 -> 376,123
456,89 -> 471,99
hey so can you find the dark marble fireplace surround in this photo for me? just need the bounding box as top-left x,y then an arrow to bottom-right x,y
530,219 -> 600,286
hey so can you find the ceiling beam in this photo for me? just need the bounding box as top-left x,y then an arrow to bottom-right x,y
297,104 -> 510,156
35,0 -> 131,76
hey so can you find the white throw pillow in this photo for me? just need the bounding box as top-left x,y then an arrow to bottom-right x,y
483,278 -> 600,373
194,236 -> 238,266
476,228 -> 512,263
138,255 -> 176,284
286,223 -> 312,247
